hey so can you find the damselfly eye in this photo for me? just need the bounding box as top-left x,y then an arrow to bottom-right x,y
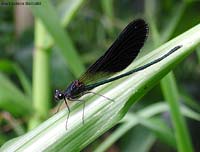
54,89 -> 64,100
58,93 -> 63,98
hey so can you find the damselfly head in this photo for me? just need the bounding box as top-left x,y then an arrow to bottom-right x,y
54,89 -> 64,101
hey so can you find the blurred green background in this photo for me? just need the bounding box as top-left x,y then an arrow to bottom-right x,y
0,0 -> 200,151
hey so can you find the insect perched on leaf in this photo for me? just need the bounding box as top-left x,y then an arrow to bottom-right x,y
54,19 -> 182,129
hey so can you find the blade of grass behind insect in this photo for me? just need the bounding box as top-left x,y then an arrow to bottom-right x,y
101,0 -> 114,20
57,0 -> 85,27
94,100 -> 200,152
146,1 -> 194,152
0,73 -> 32,116
138,116 -> 176,148
1,112 -> 26,136
42,0 -> 86,48
160,9 -> 194,152
0,60 -> 32,98
13,64 -> 32,98
101,0 -> 115,36
29,20 -> 51,129
28,0 -> 85,77
181,90 -> 200,112
161,73 -> 193,152
94,102 -> 168,152
160,3 -> 186,44
120,125 -> 155,152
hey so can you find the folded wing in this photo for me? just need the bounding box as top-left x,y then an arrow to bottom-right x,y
80,19 -> 148,84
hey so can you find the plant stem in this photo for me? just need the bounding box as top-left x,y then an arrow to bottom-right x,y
145,1 -> 193,151
29,20 -> 51,129
161,73 -> 193,152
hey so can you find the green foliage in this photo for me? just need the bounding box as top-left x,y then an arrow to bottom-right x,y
0,0 -> 200,152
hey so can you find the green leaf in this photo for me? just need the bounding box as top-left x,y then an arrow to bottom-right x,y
138,117 -> 176,148
0,73 -> 32,116
0,60 -> 32,97
181,90 -> 200,112
57,0 -> 85,26
120,125 -> 155,152
94,102 -> 200,152
161,73 -> 194,152
29,0 -> 85,77
1,23 -> 200,152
